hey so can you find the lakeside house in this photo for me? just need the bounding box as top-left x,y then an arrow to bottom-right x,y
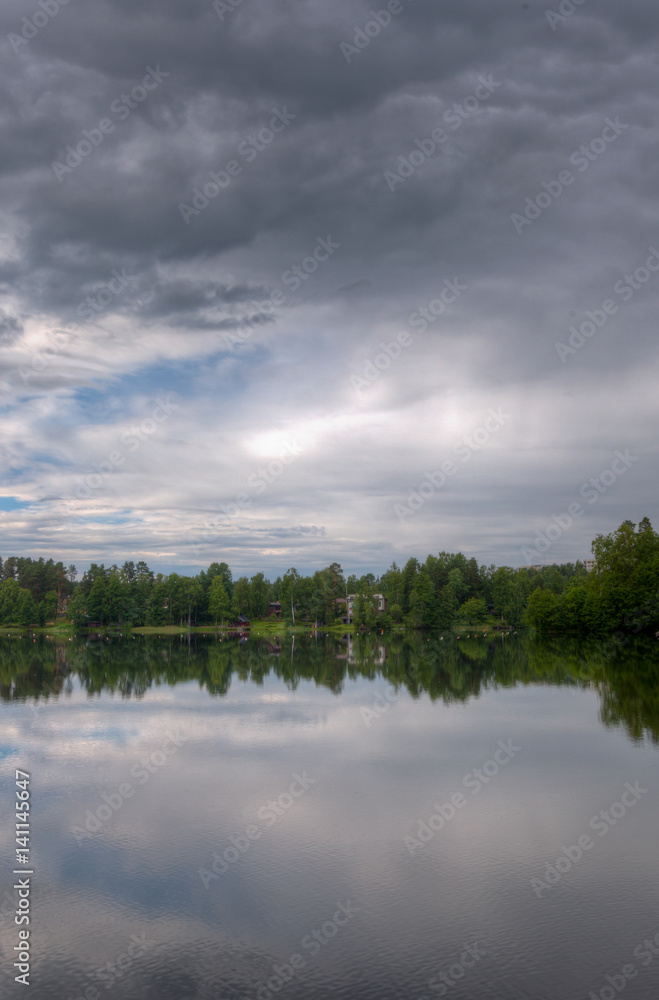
335,594 -> 387,625
335,635 -> 386,664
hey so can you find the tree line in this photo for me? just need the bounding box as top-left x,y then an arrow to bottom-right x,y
524,518 -> 659,636
0,518 -> 657,634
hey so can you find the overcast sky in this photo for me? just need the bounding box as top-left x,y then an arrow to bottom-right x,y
0,0 -> 657,578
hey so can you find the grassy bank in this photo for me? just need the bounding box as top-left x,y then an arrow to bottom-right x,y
1,619 -> 516,637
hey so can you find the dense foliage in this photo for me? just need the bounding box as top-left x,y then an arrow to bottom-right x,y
0,557 -> 75,627
0,518 -> 657,635
523,519 -> 659,636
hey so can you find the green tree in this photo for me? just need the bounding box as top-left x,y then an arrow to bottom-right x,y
554,582 -> 588,632
183,577 -> 205,627
3,557 -> 18,580
249,572 -> 270,619
401,557 -> 420,615
524,588 -> 558,631
80,563 -> 108,597
0,579 -> 22,623
543,566 -> 565,596
281,568 -> 299,624
202,561 -> 233,598
590,518 -> 659,633
120,561 -> 136,584
437,581 -> 457,628
232,577 -> 251,618
128,561 -> 154,625
87,578 -> 107,624
38,590 -> 59,626
209,578 -> 231,625
448,568 -> 467,608
106,571 -> 128,624
352,589 -> 377,629
310,569 -> 341,625
17,589 -> 38,628
67,589 -> 88,629
324,562 -> 345,598
381,561 -> 404,609
309,582 -> 327,627
145,579 -> 168,626
457,596 -> 488,624
409,572 -> 437,628
492,567 -> 524,624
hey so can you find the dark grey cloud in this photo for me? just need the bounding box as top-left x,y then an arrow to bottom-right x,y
1,0 -> 658,573
0,309 -> 23,344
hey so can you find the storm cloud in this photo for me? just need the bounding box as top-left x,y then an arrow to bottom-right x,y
0,0 -> 657,575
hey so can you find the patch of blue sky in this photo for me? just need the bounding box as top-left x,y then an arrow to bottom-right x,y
70,365 -> 195,418
83,728 -> 130,744
67,385 -> 127,425
73,515 -> 134,525
0,497 -> 30,511
121,361 -> 206,401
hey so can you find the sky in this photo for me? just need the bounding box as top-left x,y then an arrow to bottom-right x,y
0,0 -> 657,579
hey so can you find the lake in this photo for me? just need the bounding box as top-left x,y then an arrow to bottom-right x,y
1,631 -> 658,999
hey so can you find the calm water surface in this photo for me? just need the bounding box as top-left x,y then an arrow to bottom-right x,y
0,632 -> 658,999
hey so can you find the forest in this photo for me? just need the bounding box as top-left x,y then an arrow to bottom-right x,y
0,518 -> 657,635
